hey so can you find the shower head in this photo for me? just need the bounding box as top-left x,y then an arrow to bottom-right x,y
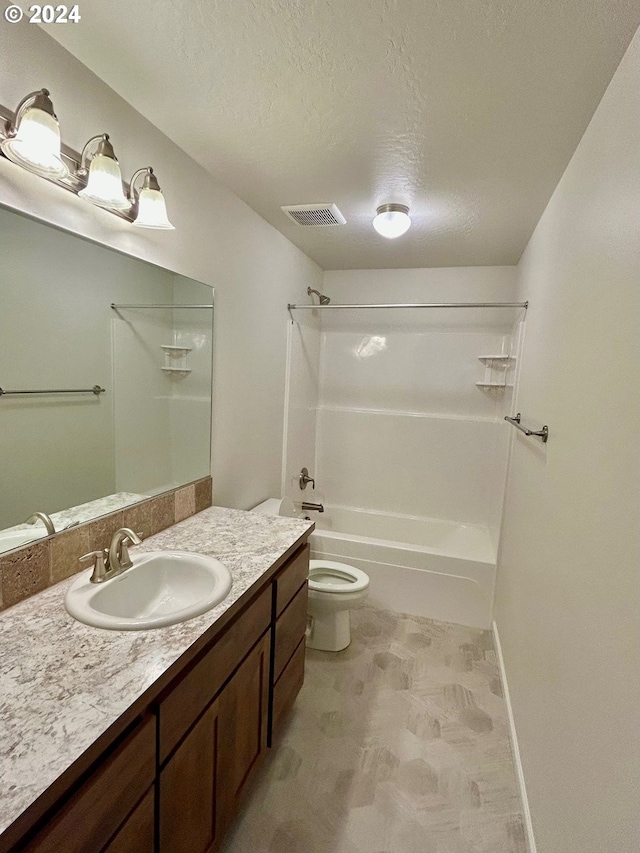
307,287 -> 331,305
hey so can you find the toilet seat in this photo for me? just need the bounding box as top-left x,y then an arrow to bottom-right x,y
308,560 -> 369,594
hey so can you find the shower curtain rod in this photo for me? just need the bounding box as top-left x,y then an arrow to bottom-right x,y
287,301 -> 528,311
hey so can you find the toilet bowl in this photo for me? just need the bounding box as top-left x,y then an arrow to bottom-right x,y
307,559 -> 370,652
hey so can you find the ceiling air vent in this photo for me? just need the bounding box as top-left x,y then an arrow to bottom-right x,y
281,203 -> 346,226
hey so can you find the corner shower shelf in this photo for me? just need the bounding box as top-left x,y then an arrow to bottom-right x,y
477,354 -> 515,364
161,344 -> 192,376
161,345 -> 192,355
476,353 -> 515,391
475,381 -> 513,389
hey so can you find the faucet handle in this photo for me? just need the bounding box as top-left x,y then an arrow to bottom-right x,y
299,467 -> 315,490
80,549 -> 109,584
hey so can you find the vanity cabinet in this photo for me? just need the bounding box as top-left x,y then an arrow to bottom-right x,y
4,543 -> 310,853
103,791 -> 155,853
158,633 -> 270,853
271,548 -> 309,741
22,717 -> 156,853
159,699 -> 222,853
216,633 -> 271,838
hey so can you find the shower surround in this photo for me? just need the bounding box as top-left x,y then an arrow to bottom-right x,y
283,268 -> 522,628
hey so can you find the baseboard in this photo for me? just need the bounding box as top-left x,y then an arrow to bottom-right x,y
492,620 -> 537,853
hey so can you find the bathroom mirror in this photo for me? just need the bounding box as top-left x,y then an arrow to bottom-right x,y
0,204 -> 213,550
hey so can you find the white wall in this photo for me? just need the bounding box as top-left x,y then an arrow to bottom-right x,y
495,29 -> 640,853
0,22 -> 322,510
317,268 -> 518,539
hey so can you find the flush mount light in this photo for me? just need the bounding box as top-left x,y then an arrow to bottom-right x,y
372,203 -> 411,239
129,167 -> 174,230
77,134 -> 130,210
0,89 -> 68,179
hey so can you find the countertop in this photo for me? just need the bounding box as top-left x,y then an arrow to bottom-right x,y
0,506 -> 313,837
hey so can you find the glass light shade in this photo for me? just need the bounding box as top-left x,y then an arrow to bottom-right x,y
78,153 -> 130,210
372,205 -> 411,239
0,107 -> 68,179
133,187 -> 174,229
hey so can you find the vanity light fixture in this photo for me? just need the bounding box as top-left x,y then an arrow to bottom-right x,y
372,203 -> 411,239
77,134 -> 130,210
129,167 -> 174,230
0,88 -> 175,231
0,89 -> 68,179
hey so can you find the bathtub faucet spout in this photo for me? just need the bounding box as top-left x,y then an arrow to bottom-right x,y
301,501 -> 324,513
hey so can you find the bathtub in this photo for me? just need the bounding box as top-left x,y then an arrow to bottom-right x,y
310,505 -> 496,628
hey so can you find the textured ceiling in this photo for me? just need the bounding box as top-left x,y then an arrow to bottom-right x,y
47,0 -> 638,269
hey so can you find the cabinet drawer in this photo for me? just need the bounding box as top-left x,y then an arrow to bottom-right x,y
24,717 -> 155,853
274,582 -> 308,682
159,585 -> 271,762
272,637 -> 305,736
274,545 -> 309,617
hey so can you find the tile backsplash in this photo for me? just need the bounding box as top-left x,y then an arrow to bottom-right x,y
0,477 -> 213,611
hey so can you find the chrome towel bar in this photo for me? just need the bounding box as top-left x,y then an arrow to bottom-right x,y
0,385 -> 105,397
505,413 -> 549,443
111,303 -> 213,309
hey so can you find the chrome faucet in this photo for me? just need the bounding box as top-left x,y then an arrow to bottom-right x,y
24,512 -> 55,535
80,527 -> 143,584
108,528 -> 142,574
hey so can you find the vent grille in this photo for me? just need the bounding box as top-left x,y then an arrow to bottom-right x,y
281,203 -> 346,227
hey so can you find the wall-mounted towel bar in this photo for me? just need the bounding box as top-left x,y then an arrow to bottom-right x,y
111,303 -> 213,309
505,413 -> 549,443
0,385 -> 105,397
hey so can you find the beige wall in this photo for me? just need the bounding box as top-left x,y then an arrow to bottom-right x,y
0,23 -> 323,510
495,28 -> 640,853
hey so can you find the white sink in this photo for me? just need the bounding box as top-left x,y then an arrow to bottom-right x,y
65,550 -> 232,631
0,528 -> 45,553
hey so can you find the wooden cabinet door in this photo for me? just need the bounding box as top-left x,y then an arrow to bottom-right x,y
159,700 -> 222,853
216,633 -> 270,842
103,789 -> 155,853
23,718 -> 156,853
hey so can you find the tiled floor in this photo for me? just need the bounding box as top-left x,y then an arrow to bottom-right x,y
221,606 -> 526,853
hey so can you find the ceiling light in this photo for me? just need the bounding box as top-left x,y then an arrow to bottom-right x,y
0,89 -> 68,179
129,167 -> 174,230
372,203 -> 411,239
77,134 -> 130,210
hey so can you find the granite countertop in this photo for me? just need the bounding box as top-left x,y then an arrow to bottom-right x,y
0,506 -> 313,837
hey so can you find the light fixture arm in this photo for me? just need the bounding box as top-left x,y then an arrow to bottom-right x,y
4,89 -> 56,137
128,166 -> 159,204
77,133 -> 117,177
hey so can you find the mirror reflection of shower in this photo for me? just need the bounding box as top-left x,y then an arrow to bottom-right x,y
307,286 -> 331,305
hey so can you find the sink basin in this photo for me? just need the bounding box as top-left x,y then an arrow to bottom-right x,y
0,528 -> 45,553
65,550 -> 232,630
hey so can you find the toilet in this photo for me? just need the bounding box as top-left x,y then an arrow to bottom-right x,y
307,559 -> 369,652
250,499 -> 370,653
